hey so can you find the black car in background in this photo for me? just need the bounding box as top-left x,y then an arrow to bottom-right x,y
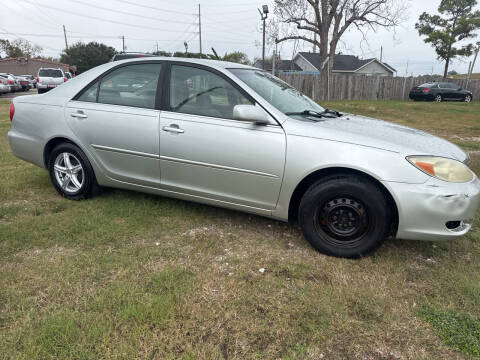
409,82 -> 473,103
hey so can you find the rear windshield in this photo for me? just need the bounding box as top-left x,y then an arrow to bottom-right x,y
419,83 -> 435,88
65,73 -> 72,79
39,69 -> 63,77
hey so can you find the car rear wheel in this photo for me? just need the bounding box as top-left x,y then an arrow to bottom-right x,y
435,95 -> 442,102
298,174 -> 392,258
465,95 -> 472,103
48,143 -> 100,200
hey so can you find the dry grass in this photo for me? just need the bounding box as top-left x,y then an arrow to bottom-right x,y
1,99 -> 480,359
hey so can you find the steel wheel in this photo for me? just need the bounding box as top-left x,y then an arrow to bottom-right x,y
465,95 -> 472,103
53,152 -> 84,194
435,95 -> 442,102
314,196 -> 371,248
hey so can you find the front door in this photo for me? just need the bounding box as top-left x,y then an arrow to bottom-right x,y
66,62 -> 163,187
159,64 -> 286,211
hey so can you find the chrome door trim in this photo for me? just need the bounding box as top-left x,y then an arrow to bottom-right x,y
159,155 -> 279,178
91,144 -> 159,159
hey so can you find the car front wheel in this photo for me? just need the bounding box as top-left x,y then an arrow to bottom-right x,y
48,143 -> 100,200
465,95 -> 472,103
298,174 -> 392,258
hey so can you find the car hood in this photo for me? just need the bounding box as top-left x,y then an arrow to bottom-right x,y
287,113 -> 468,163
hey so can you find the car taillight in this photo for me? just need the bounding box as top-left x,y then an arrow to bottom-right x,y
8,80 -> 13,84
422,88 -> 431,93
63,77 -> 67,82
9,102 -> 14,122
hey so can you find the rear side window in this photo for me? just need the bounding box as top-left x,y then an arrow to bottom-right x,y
97,63 -> 161,109
77,81 -> 99,103
39,69 -> 63,77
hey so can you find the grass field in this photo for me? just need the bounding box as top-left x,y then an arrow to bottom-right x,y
1,99 -> 480,359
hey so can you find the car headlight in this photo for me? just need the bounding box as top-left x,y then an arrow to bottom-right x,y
407,156 -> 474,183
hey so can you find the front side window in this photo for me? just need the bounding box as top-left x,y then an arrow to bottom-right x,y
229,69 -> 324,115
169,65 -> 253,119
97,63 -> 161,109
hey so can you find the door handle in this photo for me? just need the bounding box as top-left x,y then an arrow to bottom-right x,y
70,112 -> 88,119
162,125 -> 184,134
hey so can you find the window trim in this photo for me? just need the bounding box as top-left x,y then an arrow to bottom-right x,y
72,60 -> 167,110
163,61 -> 256,119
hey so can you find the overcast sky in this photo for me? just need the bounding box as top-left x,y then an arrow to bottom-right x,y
0,0 -> 478,75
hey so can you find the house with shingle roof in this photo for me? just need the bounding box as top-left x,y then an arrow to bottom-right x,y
293,52 -> 396,76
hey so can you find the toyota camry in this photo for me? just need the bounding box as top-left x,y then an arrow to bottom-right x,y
7,58 -> 480,258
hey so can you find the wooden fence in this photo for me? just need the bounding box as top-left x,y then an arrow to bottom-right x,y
277,73 -> 480,102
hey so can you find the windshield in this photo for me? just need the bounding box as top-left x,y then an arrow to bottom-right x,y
229,69 -> 324,115
39,69 -> 63,78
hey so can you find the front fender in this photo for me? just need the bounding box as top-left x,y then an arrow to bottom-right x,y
272,134 -> 430,221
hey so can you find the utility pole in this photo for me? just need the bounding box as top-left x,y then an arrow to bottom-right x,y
466,42 -> 480,90
122,36 -> 125,52
380,46 -> 383,63
258,5 -> 268,70
62,25 -> 68,50
156,42 -> 159,53
198,4 -> 202,56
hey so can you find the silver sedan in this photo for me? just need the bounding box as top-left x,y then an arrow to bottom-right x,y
7,58 -> 480,258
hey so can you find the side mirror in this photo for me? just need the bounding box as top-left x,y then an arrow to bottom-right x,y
233,105 -> 270,124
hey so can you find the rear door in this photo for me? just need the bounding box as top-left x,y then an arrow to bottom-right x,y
159,63 -> 286,212
65,62 -> 163,187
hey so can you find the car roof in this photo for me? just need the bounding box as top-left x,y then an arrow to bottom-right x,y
113,56 -> 256,70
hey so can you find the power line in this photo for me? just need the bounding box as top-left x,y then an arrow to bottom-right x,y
64,0 -> 196,25
107,0 -> 195,16
22,0 -> 197,33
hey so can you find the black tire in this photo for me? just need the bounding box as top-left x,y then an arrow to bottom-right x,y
37,89 -> 44,94
465,95 -> 472,103
298,174 -> 392,258
48,142 -> 100,200
434,94 -> 442,102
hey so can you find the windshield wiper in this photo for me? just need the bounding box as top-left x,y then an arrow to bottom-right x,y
321,108 -> 343,117
285,110 -> 326,118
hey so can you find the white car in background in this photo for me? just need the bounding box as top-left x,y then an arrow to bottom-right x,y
36,68 -> 67,94
0,73 -> 21,92
0,76 -> 9,94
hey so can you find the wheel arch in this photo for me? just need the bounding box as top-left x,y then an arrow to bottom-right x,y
288,167 -> 399,236
43,136 -> 80,168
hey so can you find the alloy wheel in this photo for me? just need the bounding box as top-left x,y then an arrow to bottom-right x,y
465,95 -> 472,103
435,95 -> 442,102
53,152 -> 84,193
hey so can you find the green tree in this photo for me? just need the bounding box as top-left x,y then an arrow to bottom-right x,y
0,39 -> 42,58
416,0 -> 480,78
60,42 -> 116,73
152,50 -> 172,57
222,51 -> 250,65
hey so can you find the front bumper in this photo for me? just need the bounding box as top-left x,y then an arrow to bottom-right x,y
384,176 -> 480,241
